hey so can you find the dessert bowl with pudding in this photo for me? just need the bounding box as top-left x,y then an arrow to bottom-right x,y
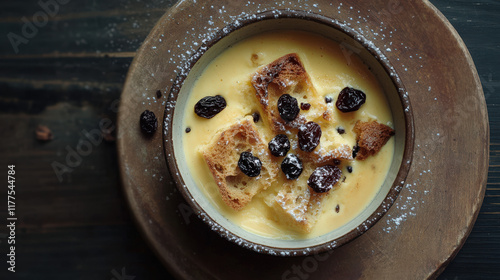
164,10 -> 414,256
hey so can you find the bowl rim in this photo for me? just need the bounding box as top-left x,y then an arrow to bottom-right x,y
163,9 -> 414,256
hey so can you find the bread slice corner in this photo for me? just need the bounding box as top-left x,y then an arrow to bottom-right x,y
353,120 -> 395,160
268,163 -> 338,233
202,116 -> 278,211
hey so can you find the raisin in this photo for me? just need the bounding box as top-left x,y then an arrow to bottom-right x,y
268,134 -> 290,157
335,204 -> 340,213
308,165 -> 342,193
252,112 -> 260,123
336,87 -> 366,112
352,145 -> 360,158
281,154 -> 303,180
185,127 -> 191,133
238,152 -> 262,177
325,96 -> 333,103
156,90 -> 162,99
337,126 -> 345,134
347,166 -> 353,173
300,103 -> 311,110
140,110 -> 158,135
194,95 -> 226,119
277,94 -> 300,122
298,122 -> 322,152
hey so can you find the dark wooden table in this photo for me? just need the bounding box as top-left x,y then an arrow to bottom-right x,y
0,0 -> 498,279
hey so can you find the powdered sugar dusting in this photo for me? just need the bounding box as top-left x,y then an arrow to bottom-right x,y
153,1 -> 423,255
381,151 -> 433,234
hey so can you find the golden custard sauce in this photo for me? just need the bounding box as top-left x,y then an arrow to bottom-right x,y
182,30 -> 394,240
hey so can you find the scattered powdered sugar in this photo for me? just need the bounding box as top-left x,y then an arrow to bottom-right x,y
138,0 -> 441,253
381,152 -> 434,234
382,183 -> 423,233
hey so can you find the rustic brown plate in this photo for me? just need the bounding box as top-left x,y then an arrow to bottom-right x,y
118,0 -> 488,279
162,10 -> 414,256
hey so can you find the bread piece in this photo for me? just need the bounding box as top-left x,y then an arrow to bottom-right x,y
298,144 -> 352,165
353,120 -> 395,160
266,162 -> 340,233
202,117 -> 279,211
251,53 -> 330,133
273,185 -> 327,233
295,121 -> 353,164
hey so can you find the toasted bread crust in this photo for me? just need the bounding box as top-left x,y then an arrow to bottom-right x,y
252,53 -> 307,98
202,117 -> 278,211
354,120 -> 395,160
297,144 -> 352,165
251,53 -> 329,132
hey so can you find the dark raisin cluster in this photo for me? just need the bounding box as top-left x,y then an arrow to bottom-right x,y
194,95 -> 227,119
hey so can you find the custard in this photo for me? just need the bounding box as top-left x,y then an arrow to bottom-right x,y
183,30 -> 394,239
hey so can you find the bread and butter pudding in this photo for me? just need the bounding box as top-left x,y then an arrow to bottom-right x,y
182,30 -> 395,239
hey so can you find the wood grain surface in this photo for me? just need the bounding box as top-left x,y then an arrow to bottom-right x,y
0,0 -> 498,279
